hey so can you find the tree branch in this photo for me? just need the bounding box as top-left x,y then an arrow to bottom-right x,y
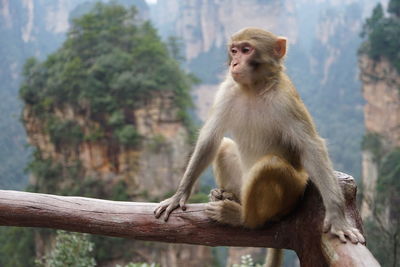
0,172 -> 379,266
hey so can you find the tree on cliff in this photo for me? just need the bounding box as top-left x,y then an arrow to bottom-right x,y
19,1 -> 195,196
0,2 -> 196,266
360,0 -> 400,74
20,2 -> 193,129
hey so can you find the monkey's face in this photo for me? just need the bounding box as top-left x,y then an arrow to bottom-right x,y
229,42 -> 256,85
228,28 -> 288,87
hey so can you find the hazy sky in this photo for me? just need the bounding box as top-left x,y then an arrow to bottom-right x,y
145,0 -> 157,4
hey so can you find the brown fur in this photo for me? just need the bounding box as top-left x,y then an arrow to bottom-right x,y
241,155 -> 308,228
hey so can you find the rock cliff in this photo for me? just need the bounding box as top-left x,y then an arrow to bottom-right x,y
0,0 -> 148,189
24,91 -> 190,200
23,90 -> 213,266
359,56 -> 400,218
152,0 -> 297,61
359,56 -> 400,148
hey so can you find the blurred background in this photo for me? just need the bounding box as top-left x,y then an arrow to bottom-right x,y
0,0 -> 399,266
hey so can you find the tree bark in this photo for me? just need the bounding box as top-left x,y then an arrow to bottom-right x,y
0,172 -> 379,266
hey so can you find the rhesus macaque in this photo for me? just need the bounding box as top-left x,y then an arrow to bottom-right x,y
154,27 -> 364,266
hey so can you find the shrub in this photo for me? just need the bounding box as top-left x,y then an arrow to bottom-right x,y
35,230 -> 96,267
115,125 -> 141,147
46,118 -> 84,148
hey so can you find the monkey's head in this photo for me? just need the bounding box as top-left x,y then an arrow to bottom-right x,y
228,28 -> 287,85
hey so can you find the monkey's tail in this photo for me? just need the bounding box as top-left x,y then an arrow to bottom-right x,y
265,248 -> 283,267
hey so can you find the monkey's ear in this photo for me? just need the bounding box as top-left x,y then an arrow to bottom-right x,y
274,37 -> 287,58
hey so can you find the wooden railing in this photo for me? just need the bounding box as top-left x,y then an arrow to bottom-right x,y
0,172 -> 379,266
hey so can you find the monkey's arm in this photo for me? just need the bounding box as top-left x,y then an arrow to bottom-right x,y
283,95 -> 365,243
297,134 -> 365,244
154,103 -> 228,221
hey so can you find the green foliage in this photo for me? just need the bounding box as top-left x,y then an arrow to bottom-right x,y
115,125 -> 141,147
63,177 -> 108,199
26,150 -> 63,193
84,127 -> 105,141
36,230 -> 96,267
147,134 -> 167,152
360,1 -> 400,74
361,133 -> 383,162
111,180 -> 131,201
377,148 -> 400,195
26,145 -> 133,201
20,57 -> 42,105
189,184 -> 212,203
360,4 -> 384,38
364,147 -> 400,266
0,227 -> 35,267
91,236 -> 136,263
19,1 -> 194,148
166,36 -> 185,62
364,217 -> 399,267
46,118 -> 84,148
29,150 -> 102,201
108,110 -> 125,127
189,192 -> 209,203
388,0 -> 400,17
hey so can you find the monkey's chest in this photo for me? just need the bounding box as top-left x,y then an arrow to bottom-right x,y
229,106 -> 282,160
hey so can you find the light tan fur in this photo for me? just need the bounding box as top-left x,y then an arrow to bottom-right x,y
154,28 -> 365,267
213,137 -> 242,199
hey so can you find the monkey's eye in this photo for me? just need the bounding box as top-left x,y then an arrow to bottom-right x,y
241,46 -> 252,54
230,48 -> 238,54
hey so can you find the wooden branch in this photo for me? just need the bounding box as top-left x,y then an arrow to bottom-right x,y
0,172 -> 379,266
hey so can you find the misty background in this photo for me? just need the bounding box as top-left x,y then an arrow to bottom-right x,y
0,0 -> 398,266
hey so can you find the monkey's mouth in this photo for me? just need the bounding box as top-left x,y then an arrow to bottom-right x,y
231,71 -> 243,77
231,72 -> 243,81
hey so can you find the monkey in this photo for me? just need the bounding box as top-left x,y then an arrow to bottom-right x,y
154,27 -> 365,266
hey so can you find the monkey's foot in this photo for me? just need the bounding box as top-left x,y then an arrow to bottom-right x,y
206,199 -> 242,227
209,188 -> 238,202
323,214 -> 365,244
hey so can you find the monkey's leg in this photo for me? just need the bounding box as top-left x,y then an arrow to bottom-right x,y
210,137 -> 243,202
243,155 -> 308,267
206,138 -> 243,225
241,154 -> 308,228
206,199 -> 243,226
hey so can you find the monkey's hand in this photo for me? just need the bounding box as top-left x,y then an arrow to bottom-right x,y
154,191 -> 190,221
323,211 -> 365,244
